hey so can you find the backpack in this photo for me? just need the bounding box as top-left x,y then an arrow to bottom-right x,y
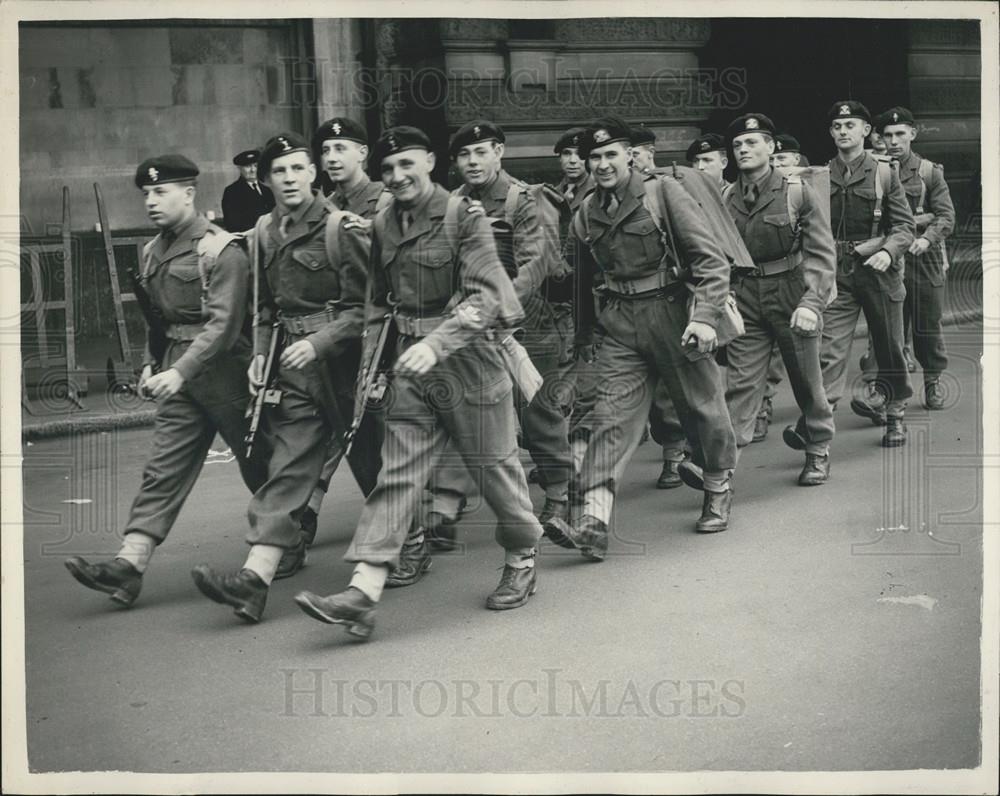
142,222 -> 241,312
723,165 -> 832,243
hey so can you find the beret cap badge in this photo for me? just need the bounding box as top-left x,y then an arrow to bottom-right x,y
891,112 -> 899,123
593,129 -> 610,143
332,122 -> 342,134
839,104 -> 850,115
148,167 -> 159,182
473,125 -> 481,138
700,141 -> 710,152
745,118 -> 759,130
278,137 -> 291,152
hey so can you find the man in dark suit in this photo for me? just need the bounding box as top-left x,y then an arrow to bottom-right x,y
221,149 -> 275,233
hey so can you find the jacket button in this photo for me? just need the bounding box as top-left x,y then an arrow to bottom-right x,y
667,295 -> 675,303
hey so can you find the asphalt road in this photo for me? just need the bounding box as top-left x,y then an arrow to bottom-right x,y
20,322 -> 985,774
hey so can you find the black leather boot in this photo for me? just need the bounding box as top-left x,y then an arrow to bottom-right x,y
294,587 -> 376,639
798,453 -> 831,486
65,556 -> 143,607
881,416 -> 908,447
695,489 -> 732,533
486,564 -> 538,610
191,566 -> 268,623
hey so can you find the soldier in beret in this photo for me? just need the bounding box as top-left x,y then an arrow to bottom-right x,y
65,155 -> 267,608
555,115 -> 738,557
554,127 -> 599,472
687,133 -> 729,189
293,125 -> 544,639
771,134 -> 804,170
293,117 -> 392,555
875,106 -> 955,411
221,149 -> 275,233
721,113 -> 837,485
422,119 -> 573,549
814,100 -> 915,447
191,132 -> 377,621
630,125 -> 658,174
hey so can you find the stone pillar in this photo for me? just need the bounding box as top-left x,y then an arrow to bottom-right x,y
312,19 -> 366,123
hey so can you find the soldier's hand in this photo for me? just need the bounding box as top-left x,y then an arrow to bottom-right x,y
573,341 -> 598,364
248,354 -> 266,397
343,213 -> 372,232
466,200 -> 486,217
397,342 -> 438,375
863,250 -> 893,272
681,321 -> 718,354
144,368 -> 184,400
908,237 -> 931,256
281,340 -> 318,371
137,365 -> 154,400
790,306 -> 819,334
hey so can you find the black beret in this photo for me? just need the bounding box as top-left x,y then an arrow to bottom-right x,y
578,116 -> 633,160
630,126 -> 656,146
553,127 -> 587,154
773,134 -> 801,154
828,100 -> 872,124
371,125 -> 432,167
259,132 -> 312,177
135,154 -> 199,188
727,113 -> 776,143
685,133 -> 726,162
449,120 -> 505,158
313,117 -> 369,149
874,106 -> 915,131
232,149 -> 260,167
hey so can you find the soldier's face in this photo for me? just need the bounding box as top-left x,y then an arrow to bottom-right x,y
141,182 -> 194,229
321,139 -> 367,185
771,152 -> 801,169
559,147 -> 584,180
238,164 -> 258,182
631,144 -> 656,171
732,133 -> 774,172
881,123 -> 916,158
267,151 -> 316,211
381,149 -> 435,206
693,151 -> 727,181
589,142 -> 631,189
455,142 -> 503,187
830,118 -> 871,151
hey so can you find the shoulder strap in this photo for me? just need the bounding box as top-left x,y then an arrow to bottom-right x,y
917,158 -> 933,214
443,195 -> 462,259
141,238 -> 156,279
373,201 -> 392,246
195,224 -> 238,295
721,182 -> 736,204
871,155 -> 892,236
784,174 -> 803,231
374,189 -> 393,214
504,184 -> 522,225
324,207 -> 349,266
573,192 -> 595,244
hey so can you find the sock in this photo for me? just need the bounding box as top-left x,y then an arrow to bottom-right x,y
243,544 -> 284,585
349,562 -> 390,602
505,547 -> 536,569
117,532 -> 157,573
702,471 -> 732,494
582,486 -> 613,524
543,481 -> 569,502
662,445 -> 687,463
306,485 -> 326,514
571,438 -> 588,473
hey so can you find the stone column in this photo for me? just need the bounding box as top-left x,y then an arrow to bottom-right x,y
312,19 -> 366,123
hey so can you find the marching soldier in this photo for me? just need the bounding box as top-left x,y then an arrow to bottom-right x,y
65,155 -> 267,607
294,126 -> 545,639
556,116 -> 738,560
554,127 -> 603,476
813,101 -> 914,447
290,117 -> 391,563
875,106 -> 955,410
190,132 -> 375,622
221,149 -> 275,233
722,114 -> 836,485
630,125 -> 658,173
425,120 -> 574,548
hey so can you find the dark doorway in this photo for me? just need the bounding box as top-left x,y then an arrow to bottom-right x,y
699,19 -> 910,170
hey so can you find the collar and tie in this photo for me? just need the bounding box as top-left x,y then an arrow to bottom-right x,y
249,182 -> 261,196
400,210 -> 413,235
602,191 -> 620,217
279,214 -> 293,239
743,182 -> 759,210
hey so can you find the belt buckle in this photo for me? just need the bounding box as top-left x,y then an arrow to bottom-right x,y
846,241 -> 857,255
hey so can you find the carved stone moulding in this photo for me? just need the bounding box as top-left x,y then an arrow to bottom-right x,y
553,18 -> 711,45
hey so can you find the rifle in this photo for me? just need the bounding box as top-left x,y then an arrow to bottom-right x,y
244,322 -> 283,460
345,313 -> 395,457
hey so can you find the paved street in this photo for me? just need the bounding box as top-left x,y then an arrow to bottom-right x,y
20,321 -> 985,773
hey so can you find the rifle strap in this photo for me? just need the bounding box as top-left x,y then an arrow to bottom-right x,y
871,155 -> 892,237
323,208 -> 349,269
917,157 -> 934,215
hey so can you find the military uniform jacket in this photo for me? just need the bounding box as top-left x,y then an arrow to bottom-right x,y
828,151 -> 915,298
725,167 -> 836,317
221,178 -> 275,233
141,215 -> 250,381
571,169 -> 732,338
897,151 -> 955,285
369,184 -> 524,365
557,174 -> 596,213
253,193 -> 369,361
453,170 -> 549,311
330,175 -> 392,220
